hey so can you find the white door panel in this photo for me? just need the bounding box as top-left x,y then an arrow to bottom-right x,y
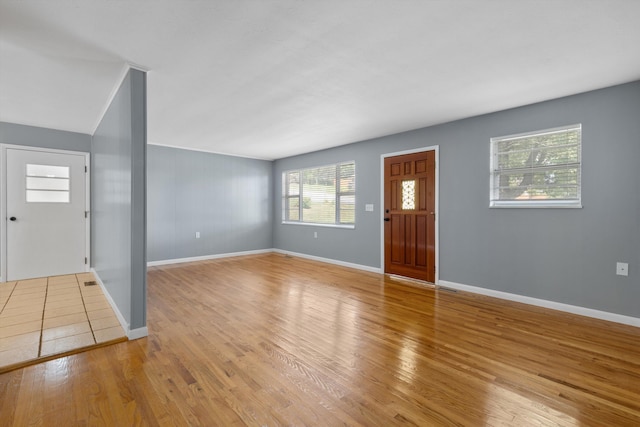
6,148 -> 87,280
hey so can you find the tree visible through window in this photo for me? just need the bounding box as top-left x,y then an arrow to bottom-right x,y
283,162 -> 355,225
490,124 -> 582,207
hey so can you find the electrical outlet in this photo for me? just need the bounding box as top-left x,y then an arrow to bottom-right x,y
616,262 -> 628,276
314,232 -> 318,238
195,231 -> 200,239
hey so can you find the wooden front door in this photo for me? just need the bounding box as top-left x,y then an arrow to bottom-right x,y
384,150 -> 436,282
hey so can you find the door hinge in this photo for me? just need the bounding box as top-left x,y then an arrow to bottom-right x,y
85,211 -> 88,218
84,257 -> 88,264
85,166 -> 88,173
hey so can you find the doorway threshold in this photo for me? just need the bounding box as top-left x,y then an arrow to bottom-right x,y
386,274 -> 436,288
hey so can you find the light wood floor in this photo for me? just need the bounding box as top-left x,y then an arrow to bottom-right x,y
1,254 -> 639,426
0,272 -> 126,371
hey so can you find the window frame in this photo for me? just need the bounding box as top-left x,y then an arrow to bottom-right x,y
282,161 -> 356,228
490,124 -> 582,209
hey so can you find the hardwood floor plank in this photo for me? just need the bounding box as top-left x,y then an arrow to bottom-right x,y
1,253 -> 639,426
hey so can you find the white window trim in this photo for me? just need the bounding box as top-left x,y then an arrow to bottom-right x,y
281,221 -> 355,230
282,161 -> 356,227
490,124 -> 582,209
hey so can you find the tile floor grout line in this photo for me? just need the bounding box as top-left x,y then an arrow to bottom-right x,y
77,274 -> 98,344
37,278 -> 48,357
0,281 -> 18,315
1,273 -> 126,371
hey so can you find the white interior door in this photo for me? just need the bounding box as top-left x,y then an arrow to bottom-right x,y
6,148 -> 87,281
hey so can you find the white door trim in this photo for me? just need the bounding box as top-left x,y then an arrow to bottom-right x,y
0,144 -> 90,282
380,146 -> 440,284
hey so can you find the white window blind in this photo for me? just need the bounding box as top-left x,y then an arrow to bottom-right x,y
25,164 -> 71,203
283,161 -> 355,226
490,124 -> 582,208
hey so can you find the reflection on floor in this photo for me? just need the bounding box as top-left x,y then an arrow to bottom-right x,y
0,272 -> 126,371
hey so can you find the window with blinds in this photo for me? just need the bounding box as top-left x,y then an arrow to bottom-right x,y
26,164 -> 71,203
283,161 -> 355,226
490,124 -> 582,208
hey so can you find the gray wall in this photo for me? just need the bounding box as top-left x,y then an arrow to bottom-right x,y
0,121 -> 91,153
147,145 -> 272,262
273,81 -> 640,319
91,69 -> 147,331
0,122 -> 91,279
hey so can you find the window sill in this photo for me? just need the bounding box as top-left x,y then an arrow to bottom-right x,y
490,201 -> 582,209
281,221 -> 355,229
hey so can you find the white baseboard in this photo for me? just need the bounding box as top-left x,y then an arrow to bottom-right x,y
438,280 -> 640,328
147,248 -> 273,267
90,268 -> 149,340
127,326 -> 149,340
147,248 -> 382,274
272,249 -> 383,274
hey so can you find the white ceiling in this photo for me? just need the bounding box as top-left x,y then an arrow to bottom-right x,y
1,1 -> 639,160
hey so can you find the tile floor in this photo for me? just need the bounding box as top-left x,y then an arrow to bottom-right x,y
0,272 -> 126,370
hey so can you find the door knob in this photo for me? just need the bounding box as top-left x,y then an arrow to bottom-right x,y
9,217 -> 16,221
384,218 -> 390,222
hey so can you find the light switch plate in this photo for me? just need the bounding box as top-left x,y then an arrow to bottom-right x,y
365,204 -> 374,212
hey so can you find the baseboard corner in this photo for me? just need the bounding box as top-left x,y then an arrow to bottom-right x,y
127,326 -> 149,340
272,249 -> 382,274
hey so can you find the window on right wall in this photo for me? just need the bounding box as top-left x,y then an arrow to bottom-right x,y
490,124 -> 582,208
